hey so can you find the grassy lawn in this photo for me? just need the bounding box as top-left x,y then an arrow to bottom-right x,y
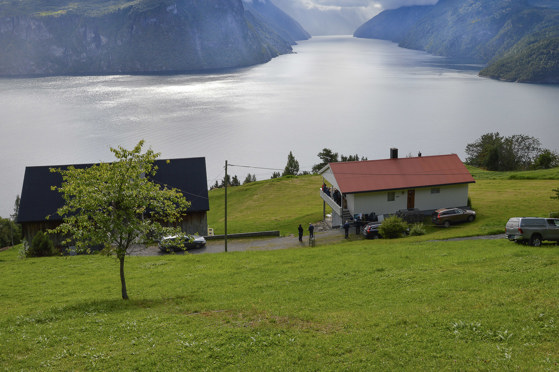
2,167 -> 559,370
1,238 -> 559,370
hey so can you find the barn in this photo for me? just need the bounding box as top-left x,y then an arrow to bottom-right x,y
17,157 -> 209,246
319,150 -> 475,227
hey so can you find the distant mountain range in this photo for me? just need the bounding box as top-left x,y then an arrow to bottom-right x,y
354,0 -> 559,83
0,0 -> 309,76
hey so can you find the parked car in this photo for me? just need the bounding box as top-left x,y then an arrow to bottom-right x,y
158,234 -> 206,252
432,208 -> 476,227
505,217 -> 559,246
362,222 -> 382,239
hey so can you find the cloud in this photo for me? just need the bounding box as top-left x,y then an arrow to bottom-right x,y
283,0 -> 438,11
270,0 -> 439,35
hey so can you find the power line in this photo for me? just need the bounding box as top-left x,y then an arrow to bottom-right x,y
228,163 -> 283,171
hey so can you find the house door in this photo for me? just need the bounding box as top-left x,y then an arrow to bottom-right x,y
407,190 -> 415,209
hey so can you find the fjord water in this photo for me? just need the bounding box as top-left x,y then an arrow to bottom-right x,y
2,35 -> 559,217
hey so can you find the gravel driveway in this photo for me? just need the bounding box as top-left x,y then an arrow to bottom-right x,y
128,229 -> 506,256
129,227 -> 347,256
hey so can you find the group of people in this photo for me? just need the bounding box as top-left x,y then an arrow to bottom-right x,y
321,183 -> 342,206
297,223 -> 314,242
298,220 -> 352,242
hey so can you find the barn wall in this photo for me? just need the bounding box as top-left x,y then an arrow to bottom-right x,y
22,221 -> 63,247
180,212 -> 208,236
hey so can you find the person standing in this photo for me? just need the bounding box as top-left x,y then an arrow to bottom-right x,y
343,220 -> 350,239
298,224 -> 303,242
308,223 -> 314,239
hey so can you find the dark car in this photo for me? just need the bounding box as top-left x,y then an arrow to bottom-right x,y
158,234 -> 206,252
362,222 -> 382,239
432,208 -> 476,227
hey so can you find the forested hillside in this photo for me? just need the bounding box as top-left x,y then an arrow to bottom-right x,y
354,0 -> 559,83
0,0 -> 309,76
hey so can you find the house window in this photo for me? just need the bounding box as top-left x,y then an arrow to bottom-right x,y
431,188 -> 440,194
387,191 -> 395,201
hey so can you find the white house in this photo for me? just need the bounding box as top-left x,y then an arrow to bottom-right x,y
319,150 -> 475,227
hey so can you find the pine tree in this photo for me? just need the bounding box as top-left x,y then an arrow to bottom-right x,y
282,151 -> 299,176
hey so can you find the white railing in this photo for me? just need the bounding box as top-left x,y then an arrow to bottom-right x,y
319,189 -> 342,216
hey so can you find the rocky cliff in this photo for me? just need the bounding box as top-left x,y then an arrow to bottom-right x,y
354,0 -> 559,83
0,0 -> 307,76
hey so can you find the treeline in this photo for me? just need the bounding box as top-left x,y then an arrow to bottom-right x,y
211,149 -> 367,190
465,133 -> 558,171
0,196 -> 22,249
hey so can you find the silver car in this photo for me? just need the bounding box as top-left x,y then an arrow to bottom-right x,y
158,234 -> 206,252
505,217 -> 559,246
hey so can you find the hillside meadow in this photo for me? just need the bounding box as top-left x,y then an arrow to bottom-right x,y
207,168 -> 559,237
1,167 -> 559,370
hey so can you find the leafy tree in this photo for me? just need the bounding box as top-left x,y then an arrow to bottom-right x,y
283,151 -> 300,176
465,132 -> 542,171
0,217 -> 22,248
312,148 -> 339,173
465,132 -> 503,170
534,149 -> 559,169
49,141 -> 190,300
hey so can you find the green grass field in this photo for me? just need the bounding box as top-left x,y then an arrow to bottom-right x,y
2,167 -> 559,370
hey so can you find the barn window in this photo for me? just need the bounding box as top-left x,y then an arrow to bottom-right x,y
387,191 -> 395,201
431,188 -> 440,194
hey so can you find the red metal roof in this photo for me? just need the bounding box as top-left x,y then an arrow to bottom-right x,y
326,154 -> 474,194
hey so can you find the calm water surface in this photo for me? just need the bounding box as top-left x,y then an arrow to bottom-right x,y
1,35 -> 559,216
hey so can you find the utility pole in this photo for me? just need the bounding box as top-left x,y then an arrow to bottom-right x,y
224,160 -> 228,252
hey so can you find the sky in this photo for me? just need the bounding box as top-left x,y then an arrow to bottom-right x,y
270,0 -> 439,35
283,0 -> 438,13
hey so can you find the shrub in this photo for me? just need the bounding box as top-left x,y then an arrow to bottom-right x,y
550,212 -> 559,218
27,231 -> 56,257
409,223 -> 427,236
379,216 -> 408,239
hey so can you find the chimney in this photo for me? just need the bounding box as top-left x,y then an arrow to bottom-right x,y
390,148 -> 398,159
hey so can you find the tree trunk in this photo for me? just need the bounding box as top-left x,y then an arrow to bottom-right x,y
119,255 -> 129,300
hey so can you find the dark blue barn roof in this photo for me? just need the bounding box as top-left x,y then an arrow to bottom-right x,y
17,157 -> 209,223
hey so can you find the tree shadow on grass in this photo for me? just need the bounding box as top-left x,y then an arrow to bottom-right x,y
52,295 -> 199,317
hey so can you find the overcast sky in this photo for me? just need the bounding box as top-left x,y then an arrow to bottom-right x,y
268,0 -> 439,35
282,0 -> 438,15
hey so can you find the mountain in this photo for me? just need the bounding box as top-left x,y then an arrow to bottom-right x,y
354,0 -> 559,83
0,0 -> 309,76
270,0 -> 371,36
242,0 -> 310,43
